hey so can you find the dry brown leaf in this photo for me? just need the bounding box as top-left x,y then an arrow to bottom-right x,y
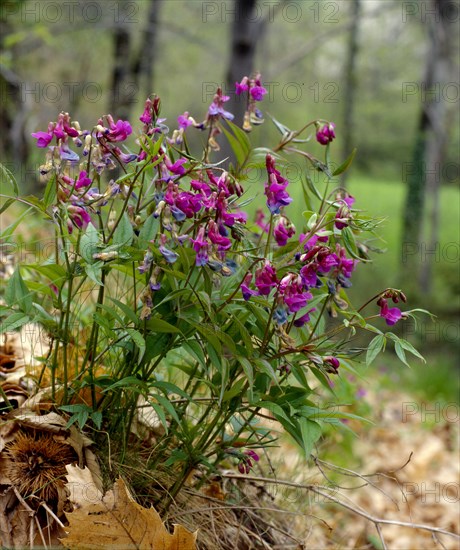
65,465 -> 103,509
61,478 -> 197,550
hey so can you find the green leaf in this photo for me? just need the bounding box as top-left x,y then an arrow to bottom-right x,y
0,198 -> 15,215
112,212 -> 134,248
366,334 -> 386,366
0,312 -> 30,334
108,297 -> 139,326
146,316 -> 181,334
124,328 -> 146,362
398,338 -> 426,363
394,340 -> 410,367
5,267 -> 33,313
0,163 -> 19,196
80,223 -> 100,263
138,215 -> 158,249
0,206 -> 35,239
303,173 -> 322,200
236,356 -> 254,387
341,227 -> 362,260
298,417 -> 322,455
43,173 -> 57,207
332,148 -> 357,176
85,263 -> 104,285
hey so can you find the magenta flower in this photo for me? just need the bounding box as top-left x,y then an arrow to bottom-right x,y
335,204 -> 350,230
166,158 -> 187,176
300,263 -> 320,288
274,217 -> 295,246
74,171 -> 92,190
335,245 -> 356,279
279,274 -> 312,313
255,261 -> 278,296
316,122 -> 336,145
378,298 -> 402,326
139,98 -> 153,124
237,449 -> 260,474
235,77 -> 249,95
323,356 -> 340,374
31,131 -> 54,148
264,154 -> 292,214
250,84 -> 267,101
106,119 -> 132,142
208,221 -> 232,251
191,227 -> 209,266
67,204 -> 91,232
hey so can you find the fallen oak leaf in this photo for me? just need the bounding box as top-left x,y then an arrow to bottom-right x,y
60,477 -> 197,550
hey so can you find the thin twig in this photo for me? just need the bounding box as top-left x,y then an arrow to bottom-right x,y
220,473 -> 460,540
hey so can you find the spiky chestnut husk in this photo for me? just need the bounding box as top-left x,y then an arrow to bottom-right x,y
5,430 -> 77,503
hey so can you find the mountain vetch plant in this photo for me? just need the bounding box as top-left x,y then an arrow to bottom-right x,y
0,76 -> 428,506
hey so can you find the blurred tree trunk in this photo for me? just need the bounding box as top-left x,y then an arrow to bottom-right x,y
109,0 -> 163,120
401,0 -> 457,293
0,1 -> 30,190
340,0 -> 361,187
220,0 -> 268,167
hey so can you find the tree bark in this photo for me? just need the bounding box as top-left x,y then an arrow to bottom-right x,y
340,0 -> 361,187
109,0 -> 163,120
401,0 -> 457,293
220,0 -> 268,167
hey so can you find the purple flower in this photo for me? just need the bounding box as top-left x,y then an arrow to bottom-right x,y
293,308 -> 316,327
335,245 -> 356,279
316,249 -> 339,274
235,77 -> 249,95
140,98 -> 153,124
191,227 -> 209,266
378,298 -> 402,326
68,204 -> 91,232
208,221 -> 232,251
31,131 -> 53,148
106,119 -> 132,142
74,170 -> 92,190
343,195 -> 355,208
335,204 -> 351,230
118,152 -> 138,164
208,88 -> 234,121
279,274 -> 312,313
166,158 -> 187,176
316,122 -> 336,145
264,154 -> 292,214
250,85 -> 267,101
255,209 -> 269,233
274,217 -> 295,247
59,143 -> 80,162
241,274 -> 257,301
138,251 -> 154,274
159,245 -> 179,264
255,261 -> 278,296
178,111 -> 193,128
300,263 -> 320,288
300,233 -> 329,251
